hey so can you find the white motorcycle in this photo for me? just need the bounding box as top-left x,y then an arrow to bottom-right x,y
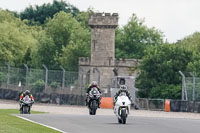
114,92 -> 131,124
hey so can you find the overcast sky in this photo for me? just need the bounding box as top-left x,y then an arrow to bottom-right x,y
0,0 -> 200,43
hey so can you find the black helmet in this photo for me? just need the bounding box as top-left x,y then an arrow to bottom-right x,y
120,85 -> 127,91
25,90 -> 30,95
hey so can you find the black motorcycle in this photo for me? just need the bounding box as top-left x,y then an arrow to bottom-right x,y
20,95 -> 34,114
87,87 -> 101,115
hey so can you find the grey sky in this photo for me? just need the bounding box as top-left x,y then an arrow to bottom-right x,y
0,0 -> 200,43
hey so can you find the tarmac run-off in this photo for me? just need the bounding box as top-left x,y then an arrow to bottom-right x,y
1,99 -> 200,119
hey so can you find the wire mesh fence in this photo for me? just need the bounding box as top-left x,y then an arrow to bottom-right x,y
185,77 -> 200,101
0,66 -> 83,96
2,65 -> 190,110
136,98 -> 165,111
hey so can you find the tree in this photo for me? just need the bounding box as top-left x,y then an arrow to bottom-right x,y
30,31 -> 57,69
135,43 -> 193,99
176,32 -> 200,51
0,10 -> 38,66
175,32 -> 200,76
45,11 -> 90,70
20,0 -> 80,25
115,14 -> 163,59
75,9 -> 93,29
59,39 -> 90,71
45,11 -> 77,53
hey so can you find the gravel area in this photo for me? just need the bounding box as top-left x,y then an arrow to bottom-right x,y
1,99 -> 200,119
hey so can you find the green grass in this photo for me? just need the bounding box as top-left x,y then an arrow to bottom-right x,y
0,109 -> 61,133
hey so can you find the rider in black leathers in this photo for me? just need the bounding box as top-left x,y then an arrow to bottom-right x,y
86,81 -> 102,108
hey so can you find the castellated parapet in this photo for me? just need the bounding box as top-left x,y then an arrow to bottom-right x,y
115,59 -> 141,67
89,13 -> 118,28
79,57 -> 90,66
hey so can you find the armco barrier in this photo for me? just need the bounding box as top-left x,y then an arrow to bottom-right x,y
170,100 -> 200,113
0,88 -> 85,106
148,99 -> 164,111
170,100 -> 188,112
100,97 -> 113,109
0,88 -> 19,100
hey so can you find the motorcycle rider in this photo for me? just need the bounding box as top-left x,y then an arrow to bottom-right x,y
86,81 -> 102,108
113,85 -> 132,105
19,90 -> 34,112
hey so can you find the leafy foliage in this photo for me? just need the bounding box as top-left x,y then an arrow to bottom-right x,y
50,81 -> 59,89
115,14 -> 163,59
135,43 -> 194,99
0,72 -> 6,86
45,11 -> 90,70
0,10 -> 38,66
178,32 -> 200,76
50,81 -> 60,92
31,80 -> 45,94
20,0 -> 79,25
30,31 -> 56,69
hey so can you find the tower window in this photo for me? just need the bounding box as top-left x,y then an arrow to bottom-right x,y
92,40 -> 97,50
108,57 -> 113,66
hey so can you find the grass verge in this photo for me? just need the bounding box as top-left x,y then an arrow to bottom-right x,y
0,109 -> 61,133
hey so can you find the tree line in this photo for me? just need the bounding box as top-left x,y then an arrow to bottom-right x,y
1,0 -> 200,99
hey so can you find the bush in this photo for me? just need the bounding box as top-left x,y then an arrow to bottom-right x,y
50,81 -> 60,92
31,80 -> 45,93
149,84 -> 181,99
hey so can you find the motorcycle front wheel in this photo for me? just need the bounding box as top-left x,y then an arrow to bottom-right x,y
121,110 -> 126,124
23,106 -> 30,114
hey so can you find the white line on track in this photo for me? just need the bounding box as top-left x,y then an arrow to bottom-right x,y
14,115 -> 67,133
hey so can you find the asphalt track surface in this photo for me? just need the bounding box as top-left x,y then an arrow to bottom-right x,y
17,114 -> 200,133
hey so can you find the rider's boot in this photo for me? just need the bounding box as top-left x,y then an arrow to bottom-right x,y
19,107 -> 23,114
85,98 -> 88,106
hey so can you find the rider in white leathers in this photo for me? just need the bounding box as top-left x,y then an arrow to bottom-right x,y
114,85 -> 132,105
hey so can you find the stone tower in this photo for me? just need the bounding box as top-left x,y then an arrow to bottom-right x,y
89,13 -> 118,66
79,13 -> 138,94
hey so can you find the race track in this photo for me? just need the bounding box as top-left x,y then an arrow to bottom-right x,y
1,100 -> 200,133
17,114 -> 200,133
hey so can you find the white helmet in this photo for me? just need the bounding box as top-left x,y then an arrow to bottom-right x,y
91,81 -> 98,86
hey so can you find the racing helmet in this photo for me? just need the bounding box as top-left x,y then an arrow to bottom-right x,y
120,85 -> 127,91
24,90 -> 30,95
91,81 -> 98,86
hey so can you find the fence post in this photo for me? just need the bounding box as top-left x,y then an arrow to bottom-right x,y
147,98 -> 149,110
60,66 -> 65,90
162,99 -> 165,111
179,71 -> 187,100
6,63 -> 10,89
190,72 -> 195,101
43,64 -> 48,93
24,64 -> 29,89
79,68 -> 85,96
